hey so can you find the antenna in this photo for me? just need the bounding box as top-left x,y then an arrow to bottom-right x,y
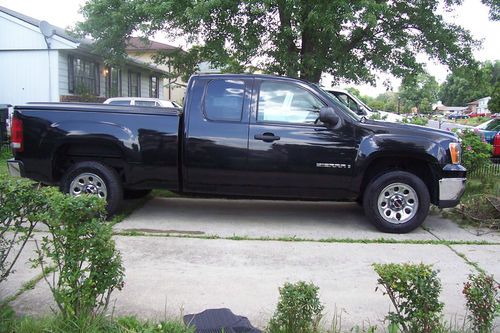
39,21 -> 55,38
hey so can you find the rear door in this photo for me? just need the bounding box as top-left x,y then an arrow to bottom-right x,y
246,79 -> 358,199
182,76 -> 252,194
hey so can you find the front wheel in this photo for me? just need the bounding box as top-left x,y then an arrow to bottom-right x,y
363,171 -> 430,233
60,161 -> 123,216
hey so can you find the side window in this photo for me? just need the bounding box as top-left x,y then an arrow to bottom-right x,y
258,81 -> 324,124
204,80 -> 245,121
135,100 -> 156,107
109,100 -> 131,106
336,93 -> 358,112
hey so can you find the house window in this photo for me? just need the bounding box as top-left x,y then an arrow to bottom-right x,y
128,71 -> 141,97
150,76 -> 159,98
68,55 -> 99,95
105,67 -> 121,98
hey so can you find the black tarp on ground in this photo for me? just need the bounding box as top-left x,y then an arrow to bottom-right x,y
183,308 -> 262,333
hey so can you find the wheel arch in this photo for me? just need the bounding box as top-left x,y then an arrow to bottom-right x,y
357,155 -> 440,205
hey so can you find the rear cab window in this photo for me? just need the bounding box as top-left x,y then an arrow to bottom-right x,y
204,79 -> 245,122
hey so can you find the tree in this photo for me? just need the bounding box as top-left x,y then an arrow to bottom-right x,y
481,0 -> 500,21
399,73 -> 439,114
77,0 -> 480,84
439,61 -> 498,106
488,82 -> 500,113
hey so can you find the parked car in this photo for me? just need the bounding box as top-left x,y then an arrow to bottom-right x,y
475,118 -> 500,157
325,88 -> 403,122
104,97 -> 182,108
468,111 -> 489,118
448,112 -> 469,120
7,74 -> 466,233
0,104 -> 13,142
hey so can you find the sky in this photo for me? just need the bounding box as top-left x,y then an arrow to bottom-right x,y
1,0 -> 498,96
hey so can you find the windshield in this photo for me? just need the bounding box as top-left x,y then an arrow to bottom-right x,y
485,119 -> 500,131
310,84 -> 361,121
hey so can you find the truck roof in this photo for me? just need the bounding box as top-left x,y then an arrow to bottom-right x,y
191,73 -> 311,83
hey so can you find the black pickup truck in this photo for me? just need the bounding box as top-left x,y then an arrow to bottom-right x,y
7,74 -> 466,233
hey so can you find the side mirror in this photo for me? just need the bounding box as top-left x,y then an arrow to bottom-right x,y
319,107 -> 340,126
356,106 -> 367,116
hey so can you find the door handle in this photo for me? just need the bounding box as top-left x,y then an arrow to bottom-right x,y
254,133 -> 280,142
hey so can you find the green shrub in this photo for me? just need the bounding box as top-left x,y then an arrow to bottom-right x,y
373,263 -> 444,333
0,176 -> 46,284
369,112 -> 388,121
268,281 -> 324,333
463,273 -> 499,333
33,190 -> 125,320
402,116 -> 429,126
457,129 -> 492,173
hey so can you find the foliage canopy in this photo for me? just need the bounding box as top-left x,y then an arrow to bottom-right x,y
77,0 -> 480,83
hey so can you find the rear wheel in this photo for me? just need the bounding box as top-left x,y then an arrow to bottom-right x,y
363,171 -> 430,233
61,161 -> 123,216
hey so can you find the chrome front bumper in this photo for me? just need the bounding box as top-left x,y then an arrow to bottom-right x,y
6,159 -> 23,178
438,177 -> 466,207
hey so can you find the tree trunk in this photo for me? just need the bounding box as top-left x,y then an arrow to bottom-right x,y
299,2 -> 322,83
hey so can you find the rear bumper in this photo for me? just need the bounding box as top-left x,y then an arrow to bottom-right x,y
437,164 -> 466,208
6,159 -> 24,178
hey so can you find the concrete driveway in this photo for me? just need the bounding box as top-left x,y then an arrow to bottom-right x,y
4,197 -> 500,331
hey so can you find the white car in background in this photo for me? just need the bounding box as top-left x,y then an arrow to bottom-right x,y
104,97 -> 182,109
326,88 -> 403,122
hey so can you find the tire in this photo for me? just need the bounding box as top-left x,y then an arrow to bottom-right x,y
124,189 -> 152,199
60,161 -> 123,216
363,171 -> 430,233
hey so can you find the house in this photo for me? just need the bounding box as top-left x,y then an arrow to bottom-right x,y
433,105 -> 467,114
466,97 -> 491,115
0,6 -> 167,106
125,37 -> 185,104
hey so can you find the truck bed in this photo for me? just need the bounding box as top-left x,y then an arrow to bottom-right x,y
13,103 -> 181,190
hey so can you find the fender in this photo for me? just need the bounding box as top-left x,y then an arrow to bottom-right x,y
352,133 -> 445,192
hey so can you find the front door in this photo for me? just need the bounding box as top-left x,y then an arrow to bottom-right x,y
247,80 -> 358,200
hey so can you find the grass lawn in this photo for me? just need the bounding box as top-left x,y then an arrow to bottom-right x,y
454,116 -> 491,127
0,146 -> 12,176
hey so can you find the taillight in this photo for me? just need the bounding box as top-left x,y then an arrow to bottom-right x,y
11,116 -> 23,152
493,133 -> 500,157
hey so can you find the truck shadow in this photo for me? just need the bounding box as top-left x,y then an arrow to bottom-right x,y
116,197 -> 397,238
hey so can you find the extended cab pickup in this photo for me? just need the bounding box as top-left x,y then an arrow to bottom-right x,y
7,74 -> 466,233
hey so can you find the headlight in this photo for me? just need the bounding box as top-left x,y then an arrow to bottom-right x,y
449,142 -> 461,164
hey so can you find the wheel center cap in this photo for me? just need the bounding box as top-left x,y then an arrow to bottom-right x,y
390,194 -> 405,211
85,185 -> 97,194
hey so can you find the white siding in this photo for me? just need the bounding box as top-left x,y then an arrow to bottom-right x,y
0,50 -> 59,105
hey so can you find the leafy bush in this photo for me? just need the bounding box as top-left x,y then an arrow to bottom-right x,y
456,129 -> 492,173
463,273 -> 499,333
33,189 -> 125,320
402,116 -> 429,126
0,176 -> 46,284
369,112 -> 388,121
373,263 -> 444,333
268,281 -> 324,333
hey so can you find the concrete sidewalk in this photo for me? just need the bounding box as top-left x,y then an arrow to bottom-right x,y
3,197 -> 500,332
